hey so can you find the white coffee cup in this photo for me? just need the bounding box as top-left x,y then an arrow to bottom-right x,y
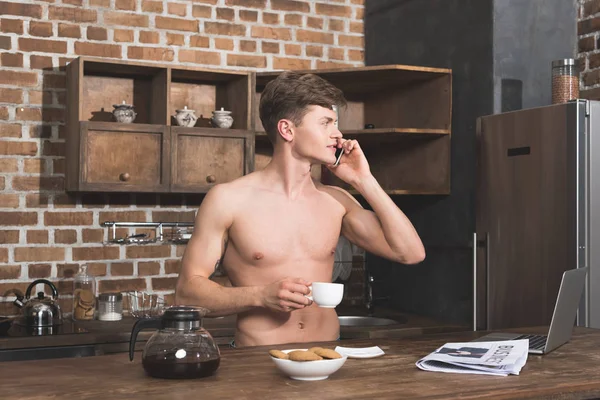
306,282 -> 344,308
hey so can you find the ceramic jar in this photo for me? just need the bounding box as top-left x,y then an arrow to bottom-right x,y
112,101 -> 136,123
174,106 -> 198,127
211,107 -> 234,129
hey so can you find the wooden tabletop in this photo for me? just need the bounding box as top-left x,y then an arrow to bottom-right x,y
2,327 -> 600,399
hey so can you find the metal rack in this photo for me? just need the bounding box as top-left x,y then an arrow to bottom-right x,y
101,221 -> 194,245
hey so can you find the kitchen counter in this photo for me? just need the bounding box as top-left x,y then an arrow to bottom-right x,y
2,327 -> 600,399
0,308 -> 467,355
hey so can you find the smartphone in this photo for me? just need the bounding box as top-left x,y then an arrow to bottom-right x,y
334,147 -> 344,166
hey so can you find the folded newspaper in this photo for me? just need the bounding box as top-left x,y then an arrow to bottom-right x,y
416,339 -> 529,376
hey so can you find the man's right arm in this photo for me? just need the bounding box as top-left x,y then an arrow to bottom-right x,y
175,184 -> 312,317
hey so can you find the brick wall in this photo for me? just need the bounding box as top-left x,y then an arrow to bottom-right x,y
0,0 -> 365,316
579,0 -> 600,98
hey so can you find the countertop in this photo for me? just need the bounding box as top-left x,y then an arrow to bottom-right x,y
0,307 -> 467,352
2,327 -> 600,399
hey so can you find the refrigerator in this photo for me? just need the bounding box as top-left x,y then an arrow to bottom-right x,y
475,99 -> 599,331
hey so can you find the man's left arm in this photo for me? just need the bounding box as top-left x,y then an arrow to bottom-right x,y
325,139 -> 426,265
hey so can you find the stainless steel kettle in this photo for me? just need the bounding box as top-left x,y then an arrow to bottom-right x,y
13,279 -> 63,327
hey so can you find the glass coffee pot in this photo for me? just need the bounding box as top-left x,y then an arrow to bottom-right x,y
129,306 -> 221,379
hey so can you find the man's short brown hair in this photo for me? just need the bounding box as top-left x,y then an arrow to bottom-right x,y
259,72 -> 347,144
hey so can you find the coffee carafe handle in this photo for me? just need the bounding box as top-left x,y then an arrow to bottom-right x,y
129,318 -> 161,361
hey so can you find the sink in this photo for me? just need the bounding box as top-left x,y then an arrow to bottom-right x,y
338,316 -> 402,327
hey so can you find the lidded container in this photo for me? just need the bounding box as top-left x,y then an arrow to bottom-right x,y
552,58 -> 579,104
98,292 -> 123,321
72,265 -> 96,321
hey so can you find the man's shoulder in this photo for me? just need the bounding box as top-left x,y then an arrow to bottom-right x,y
204,172 -> 263,204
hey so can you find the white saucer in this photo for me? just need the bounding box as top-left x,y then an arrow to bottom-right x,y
334,346 -> 385,359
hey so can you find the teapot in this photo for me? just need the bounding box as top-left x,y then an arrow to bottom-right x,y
112,100 -> 137,123
174,106 -> 198,127
129,306 -> 221,379
211,107 -> 234,129
12,279 -> 63,327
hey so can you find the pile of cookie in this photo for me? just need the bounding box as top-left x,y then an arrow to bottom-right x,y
269,347 -> 343,361
73,288 -> 96,320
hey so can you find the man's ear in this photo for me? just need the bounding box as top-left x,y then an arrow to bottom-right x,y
277,119 -> 294,142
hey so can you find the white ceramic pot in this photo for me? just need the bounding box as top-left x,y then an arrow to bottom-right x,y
174,106 -> 198,127
211,107 -> 234,129
112,101 -> 136,123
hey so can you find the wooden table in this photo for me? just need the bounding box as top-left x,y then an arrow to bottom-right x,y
2,327 -> 600,399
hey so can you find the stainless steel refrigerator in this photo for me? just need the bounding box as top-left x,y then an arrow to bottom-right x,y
475,99 -> 599,331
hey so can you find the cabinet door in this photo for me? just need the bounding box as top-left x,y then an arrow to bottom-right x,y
80,122 -> 170,192
170,127 -> 254,192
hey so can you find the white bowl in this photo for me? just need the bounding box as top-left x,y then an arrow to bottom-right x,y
270,349 -> 348,381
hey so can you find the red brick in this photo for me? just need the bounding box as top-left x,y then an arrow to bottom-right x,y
179,49 -> 221,65
227,54 -> 266,68
0,265 -> 21,279
215,38 -> 234,50
167,33 -> 184,45
0,106 -> 7,120
284,14 -> 302,26
29,21 -> 53,37
58,23 -> 80,38
98,211 -> 146,223
142,0 -> 163,13
126,245 -> 171,259
113,29 -> 133,42
240,40 -> 256,52
13,176 -> 63,191
306,16 -> 323,29
155,16 -> 198,32
128,46 -> 174,62
0,248 -> 7,263
239,10 -> 258,22
53,158 -> 65,175
296,30 -> 333,44
152,277 -> 177,291
29,124 -> 53,138
0,88 -> 22,103
192,0 -> 217,3
139,30 -> 159,44
192,5 -> 212,18
24,158 -> 45,174
30,54 -> 54,69
1,18 -> 23,34
98,278 -> 146,293
285,43 -> 301,56
190,35 -> 209,48
225,0 -> 265,7
329,19 -> 345,31
115,0 -> 136,11
111,262 -> 133,276
0,230 -> 19,243
29,264 -> 51,278
251,26 -> 291,40
316,60 -> 354,68
0,2 -> 43,18
0,70 -> 37,86
0,176 -> 4,190
75,41 -> 121,58
63,0 -> 83,5
354,7 -> 363,19
165,259 -> 181,274
262,41 -> 279,54
72,246 -> 120,261
262,12 -> 279,24
273,57 -> 311,70
27,229 -> 48,244
16,107 -> 41,121
49,6 -> 97,23
138,261 -> 160,276
204,22 -> 246,36
44,211 -> 93,226
14,247 -> 65,262
0,35 -> 10,50
216,7 -> 234,20
26,193 -> 49,208
90,0 -> 110,6
168,3 -> 187,16
270,0 -> 309,12
350,21 -> 363,34
87,26 -> 108,41
19,38 -> 67,53
339,34 -> 363,47
0,194 -> 18,208
348,49 -> 363,62
0,141 -> 37,156
584,0 -> 600,17
151,211 -> 195,222
55,229 -> 77,244
316,3 -> 351,17
83,228 -> 104,243
104,11 -> 148,27
329,47 -> 344,60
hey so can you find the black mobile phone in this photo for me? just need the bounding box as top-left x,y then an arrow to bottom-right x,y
334,147 -> 344,166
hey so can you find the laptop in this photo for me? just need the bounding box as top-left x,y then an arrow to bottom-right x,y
472,267 -> 588,355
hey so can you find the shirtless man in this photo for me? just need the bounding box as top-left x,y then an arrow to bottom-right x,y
175,72 -> 425,347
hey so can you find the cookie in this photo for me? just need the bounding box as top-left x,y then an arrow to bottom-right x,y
288,350 -> 323,361
308,347 -> 325,353
269,350 -> 289,360
313,348 -> 342,359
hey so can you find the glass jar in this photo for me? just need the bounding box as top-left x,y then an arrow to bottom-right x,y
72,265 -> 96,321
552,58 -> 579,104
98,292 -> 123,321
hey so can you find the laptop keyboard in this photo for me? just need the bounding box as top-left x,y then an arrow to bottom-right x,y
514,334 -> 547,350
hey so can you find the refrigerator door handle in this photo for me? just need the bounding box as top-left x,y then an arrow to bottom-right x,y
474,232 -> 490,331
473,232 -> 477,331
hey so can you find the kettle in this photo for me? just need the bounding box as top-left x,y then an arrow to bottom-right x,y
129,306 -> 221,379
13,279 -> 63,327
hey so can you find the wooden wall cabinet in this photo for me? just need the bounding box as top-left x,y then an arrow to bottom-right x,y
66,57 -> 253,193
254,65 -> 452,195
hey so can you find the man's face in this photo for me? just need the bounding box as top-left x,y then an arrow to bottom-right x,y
290,105 -> 342,165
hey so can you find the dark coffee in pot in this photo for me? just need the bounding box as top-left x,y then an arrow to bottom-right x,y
142,356 -> 220,379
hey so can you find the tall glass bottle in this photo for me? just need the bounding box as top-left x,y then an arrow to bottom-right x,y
72,264 -> 96,320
